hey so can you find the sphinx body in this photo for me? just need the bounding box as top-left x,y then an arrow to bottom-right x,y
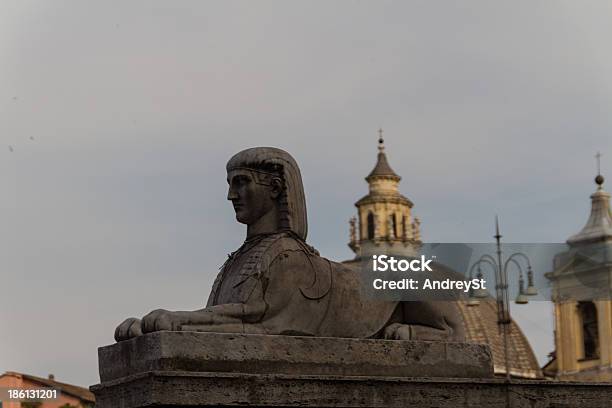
196,231 -> 464,340
115,147 -> 464,342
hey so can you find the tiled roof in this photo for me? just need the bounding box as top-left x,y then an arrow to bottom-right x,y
366,151 -> 400,181
457,299 -> 542,379
2,371 -> 95,403
567,188 -> 612,246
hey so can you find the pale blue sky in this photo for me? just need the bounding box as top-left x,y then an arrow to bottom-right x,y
2,1 -> 612,386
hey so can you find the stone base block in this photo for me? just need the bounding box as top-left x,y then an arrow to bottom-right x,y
92,371 -> 611,408
91,332 -> 611,408
97,331 -> 494,381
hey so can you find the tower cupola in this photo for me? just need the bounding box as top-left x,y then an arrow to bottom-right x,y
348,130 -> 421,258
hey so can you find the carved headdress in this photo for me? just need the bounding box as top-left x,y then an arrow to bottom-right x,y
226,147 -> 308,240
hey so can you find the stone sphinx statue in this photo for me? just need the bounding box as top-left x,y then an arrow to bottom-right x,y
115,147 -> 464,342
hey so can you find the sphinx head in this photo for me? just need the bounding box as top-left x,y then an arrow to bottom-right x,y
226,147 -> 308,240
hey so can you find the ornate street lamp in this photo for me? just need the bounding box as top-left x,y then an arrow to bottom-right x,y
525,264 -> 538,296
467,216 -> 538,381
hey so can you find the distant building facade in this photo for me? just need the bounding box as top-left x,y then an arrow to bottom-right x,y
0,371 -> 95,408
544,171 -> 612,382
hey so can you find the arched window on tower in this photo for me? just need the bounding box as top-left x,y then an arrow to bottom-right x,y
402,215 -> 408,239
367,212 -> 375,240
577,301 -> 599,360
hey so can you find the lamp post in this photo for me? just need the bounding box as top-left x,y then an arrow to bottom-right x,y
467,216 -> 538,381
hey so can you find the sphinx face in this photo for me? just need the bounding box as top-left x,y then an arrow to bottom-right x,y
226,169 -> 277,225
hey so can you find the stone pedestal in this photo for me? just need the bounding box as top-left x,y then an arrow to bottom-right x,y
91,332 -> 611,408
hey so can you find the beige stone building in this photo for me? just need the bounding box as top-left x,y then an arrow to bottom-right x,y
345,134 -> 541,379
544,172 -> 612,382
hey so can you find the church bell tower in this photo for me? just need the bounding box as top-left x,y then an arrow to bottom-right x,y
545,155 -> 612,381
348,130 -> 421,259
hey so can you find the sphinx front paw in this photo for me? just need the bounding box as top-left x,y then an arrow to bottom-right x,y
114,317 -> 143,342
141,309 -> 182,333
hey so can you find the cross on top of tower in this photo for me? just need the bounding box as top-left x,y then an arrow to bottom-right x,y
378,128 -> 384,152
595,152 -> 605,189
